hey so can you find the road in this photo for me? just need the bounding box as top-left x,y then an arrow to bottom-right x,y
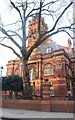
0,108 -> 74,119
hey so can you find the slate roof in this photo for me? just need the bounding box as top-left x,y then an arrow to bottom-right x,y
39,41 -> 59,54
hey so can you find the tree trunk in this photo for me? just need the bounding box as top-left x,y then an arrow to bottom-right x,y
22,55 -> 32,99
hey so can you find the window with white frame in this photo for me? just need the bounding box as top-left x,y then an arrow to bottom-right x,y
46,47 -> 52,53
56,63 -> 62,70
15,64 -> 20,75
51,89 -> 54,96
44,63 -> 54,76
29,67 -> 36,80
50,82 -> 54,96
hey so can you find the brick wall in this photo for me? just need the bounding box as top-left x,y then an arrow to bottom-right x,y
1,99 -> 75,113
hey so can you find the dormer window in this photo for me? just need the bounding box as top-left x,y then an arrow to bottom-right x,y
46,47 -> 52,53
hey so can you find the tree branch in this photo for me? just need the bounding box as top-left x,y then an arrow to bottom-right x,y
27,2 -> 73,58
0,37 -> 7,42
3,21 -> 21,27
7,30 -> 22,41
27,28 -> 73,58
38,1 -> 42,37
63,30 -> 73,39
10,0 -> 23,22
0,43 -> 21,59
42,2 -> 73,36
26,1 -> 58,20
0,27 -> 21,50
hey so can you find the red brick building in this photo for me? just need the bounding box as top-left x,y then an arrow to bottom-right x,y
6,15 -> 75,97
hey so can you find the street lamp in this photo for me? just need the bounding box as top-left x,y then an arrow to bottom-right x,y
0,66 -> 3,100
0,66 -> 3,77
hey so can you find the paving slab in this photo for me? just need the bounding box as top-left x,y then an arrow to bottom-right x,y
0,108 -> 74,119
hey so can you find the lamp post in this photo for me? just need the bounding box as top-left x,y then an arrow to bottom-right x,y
0,66 -> 3,86
0,66 -> 3,77
0,66 -> 3,99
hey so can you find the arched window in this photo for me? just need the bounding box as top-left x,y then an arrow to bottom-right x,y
50,82 -> 54,96
44,63 -> 53,76
56,63 -> 62,70
29,67 -> 36,80
15,64 -> 20,75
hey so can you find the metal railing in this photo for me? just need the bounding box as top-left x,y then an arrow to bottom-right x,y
2,94 -> 75,101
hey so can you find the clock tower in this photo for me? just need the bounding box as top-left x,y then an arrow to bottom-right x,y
28,15 -> 48,47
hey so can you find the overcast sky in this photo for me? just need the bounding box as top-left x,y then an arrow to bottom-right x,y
0,0 -> 73,76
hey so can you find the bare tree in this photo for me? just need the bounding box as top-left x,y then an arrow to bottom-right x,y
0,0 -> 74,99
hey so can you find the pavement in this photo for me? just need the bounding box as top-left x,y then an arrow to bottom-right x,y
0,108 -> 74,119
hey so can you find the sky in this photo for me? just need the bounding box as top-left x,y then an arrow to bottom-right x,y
0,0 -> 20,76
0,0 -> 73,76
